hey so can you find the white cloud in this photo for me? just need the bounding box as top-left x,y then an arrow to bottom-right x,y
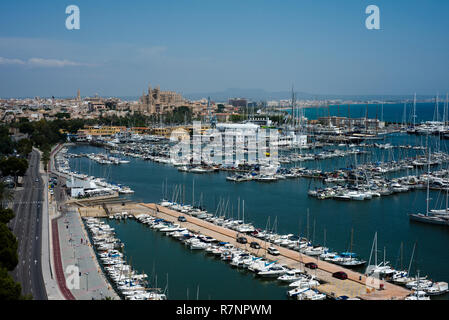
0,57 -> 26,65
28,58 -> 91,67
0,56 -> 94,67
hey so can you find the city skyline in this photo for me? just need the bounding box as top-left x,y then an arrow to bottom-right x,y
1,0 -> 449,98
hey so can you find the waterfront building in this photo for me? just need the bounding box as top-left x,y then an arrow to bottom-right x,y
152,124 -> 210,138
77,126 -> 127,137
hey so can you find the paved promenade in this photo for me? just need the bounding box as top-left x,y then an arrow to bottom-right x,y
46,143 -> 120,300
56,207 -> 119,300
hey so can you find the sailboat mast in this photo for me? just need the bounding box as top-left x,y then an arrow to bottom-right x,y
408,242 -> 416,276
375,232 -> 377,266
400,242 -> 404,271
312,219 -> 316,244
446,184 -> 448,213
436,94 -> 439,122
323,228 -> 326,247
413,93 -> 417,128
306,209 -> 310,241
426,147 -> 431,216
403,102 -> 407,128
381,102 -> 384,123
291,86 -> 295,128
237,197 -> 240,221
242,199 -> 245,224
350,228 -> 354,259
444,93 -> 449,129
366,231 -> 377,274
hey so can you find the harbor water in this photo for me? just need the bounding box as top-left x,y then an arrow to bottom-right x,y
68,132 -> 449,300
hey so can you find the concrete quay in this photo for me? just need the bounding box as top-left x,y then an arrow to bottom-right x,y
83,201 -> 411,300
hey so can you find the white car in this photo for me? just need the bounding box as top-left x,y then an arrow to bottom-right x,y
267,247 -> 280,256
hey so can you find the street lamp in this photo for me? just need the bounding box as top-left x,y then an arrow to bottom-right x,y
85,272 -> 89,292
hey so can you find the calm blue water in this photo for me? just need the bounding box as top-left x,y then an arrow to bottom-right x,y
68,132 -> 449,300
296,102 -> 447,124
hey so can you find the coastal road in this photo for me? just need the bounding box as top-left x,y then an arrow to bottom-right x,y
9,149 -> 47,300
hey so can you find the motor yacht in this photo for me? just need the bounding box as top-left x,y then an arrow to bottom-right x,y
277,269 -> 304,283
257,265 -> 288,278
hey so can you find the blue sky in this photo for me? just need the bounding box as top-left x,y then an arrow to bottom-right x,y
0,0 -> 448,98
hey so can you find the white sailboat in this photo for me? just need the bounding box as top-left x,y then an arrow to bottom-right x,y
365,233 -> 396,278
409,146 -> 449,225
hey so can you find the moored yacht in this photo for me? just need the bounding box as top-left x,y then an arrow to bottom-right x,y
257,265 -> 288,278
277,269 -> 304,283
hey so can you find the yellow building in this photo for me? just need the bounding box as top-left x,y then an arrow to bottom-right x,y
150,125 -> 210,138
77,126 -> 126,136
130,127 -> 151,134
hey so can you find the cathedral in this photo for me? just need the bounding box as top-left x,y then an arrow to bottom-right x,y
137,84 -> 184,114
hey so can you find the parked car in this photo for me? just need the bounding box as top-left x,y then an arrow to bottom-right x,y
236,237 -> 248,244
267,246 -> 280,256
305,262 -> 318,269
332,271 -> 348,280
177,216 -> 187,222
250,241 -> 261,249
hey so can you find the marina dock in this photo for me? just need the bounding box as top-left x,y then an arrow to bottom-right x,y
77,201 -> 411,300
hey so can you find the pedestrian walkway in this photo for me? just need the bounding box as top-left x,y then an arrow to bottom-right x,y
57,209 -> 119,300
52,218 -> 75,300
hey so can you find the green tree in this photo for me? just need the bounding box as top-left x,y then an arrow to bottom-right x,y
0,182 -> 14,210
16,139 -> 33,157
17,120 -> 34,135
0,157 -> 29,183
55,113 -> 70,119
42,149 -> 50,171
163,106 -> 192,124
0,223 -> 19,271
230,114 -> 245,123
0,208 -> 15,224
0,125 -> 14,156
0,267 -> 22,300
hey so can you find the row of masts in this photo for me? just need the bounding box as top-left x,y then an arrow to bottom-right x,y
408,93 -> 449,128
366,232 -> 419,277
290,92 -> 449,131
